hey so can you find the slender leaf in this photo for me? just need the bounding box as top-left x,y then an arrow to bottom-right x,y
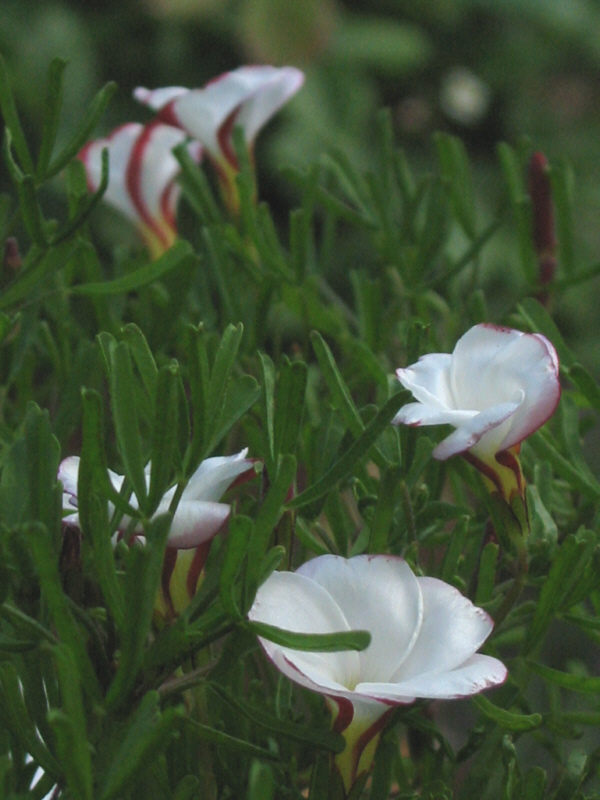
472,695 -> 541,732
70,240 -> 196,296
247,620 -> 371,653
287,391 -> 406,510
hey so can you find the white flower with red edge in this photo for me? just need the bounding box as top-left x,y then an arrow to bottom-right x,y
248,554 -> 506,794
79,121 -> 201,257
60,449 -> 253,616
392,324 -> 560,501
134,65 -> 304,211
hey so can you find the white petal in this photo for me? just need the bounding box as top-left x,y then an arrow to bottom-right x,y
394,324 -> 560,459
297,555 -> 423,683
133,85 -> 188,108
358,654 -> 506,701
248,571 -> 360,692
58,456 -> 80,499
79,123 -> 143,222
183,448 -> 252,502
134,123 -> 188,221
450,324 -> 560,450
392,577 -> 494,681
432,399 -> 521,460
134,66 -> 304,161
164,500 -> 231,548
393,402 -> 477,428
396,354 -> 454,409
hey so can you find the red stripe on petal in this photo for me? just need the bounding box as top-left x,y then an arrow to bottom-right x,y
160,546 -> 178,618
216,107 -> 241,170
186,540 -> 212,598
126,122 -> 172,250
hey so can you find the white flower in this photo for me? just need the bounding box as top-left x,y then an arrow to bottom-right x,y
248,554 -> 506,791
59,449 -> 252,549
133,65 -> 304,172
79,121 -> 202,257
393,324 -> 560,464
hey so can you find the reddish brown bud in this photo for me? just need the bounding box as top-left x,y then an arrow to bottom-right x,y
3,237 -> 21,271
528,152 -> 557,285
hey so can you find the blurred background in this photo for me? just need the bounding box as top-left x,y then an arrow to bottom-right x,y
2,0 -> 600,361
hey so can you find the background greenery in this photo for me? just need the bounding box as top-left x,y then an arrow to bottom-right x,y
2,1 -> 600,798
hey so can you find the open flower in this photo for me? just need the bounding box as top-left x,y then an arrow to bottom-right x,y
392,324 -> 560,502
133,65 -> 304,212
249,554 -> 506,794
79,121 -> 202,258
60,449 -> 253,616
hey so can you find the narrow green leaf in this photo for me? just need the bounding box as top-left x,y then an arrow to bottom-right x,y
49,644 -> 93,800
472,695 -> 541,732
549,160 -> 575,276
497,142 -> 537,285
46,81 -> 117,180
248,620 -> 371,653
184,718 -> 278,761
147,363 -> 180,515
523,530 -> 596,655
210,683 -> 345,753
219,515 -> 253,619
441,516 -> 469,583
0,662 -> 60,779
528,661 -> 600,693
0,238 -> 78,310
121,323 -> 158,402
311,330 -> 364,439
287,391 -> 406,510
99,692 -> 183,800
434,132 -> 476,239
207,373 -> 261,456
71,240 -> 196,296
528,431 -> 600,503
51,147 -> 110,246
368,465 -> 402,554
185,323 -> 210,471
206,323 -> 244,429
109,341 -> 147,508
568,362 -> 600,410
517,297 -> 575,368
552,749 -> 586,800
36,57 -> 68,181
173,141 -> 221,224
246,454 -> 296,593
274,357 -> 307,458
476,542 -> 499,605
0,52 -> 35,174
259,351 -> 277,474
0,632 -> 36,652
17,173 -> 47,247
522,767 -> 546,800
309,754 -> 332,800
27,522 -> 100,700
105,515 -> 171,709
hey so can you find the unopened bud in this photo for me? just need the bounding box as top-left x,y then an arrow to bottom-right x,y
3,237 -> 21,271
528,152 -> 557,286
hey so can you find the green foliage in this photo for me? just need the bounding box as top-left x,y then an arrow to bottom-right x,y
1,49 -> 600,800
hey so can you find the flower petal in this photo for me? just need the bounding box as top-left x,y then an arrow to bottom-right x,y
58,456 -> 80,501
450,324 -> 560,451
358,653 -> 506,701
182,448 -> 252,502
79,123 -> 143,222
297,555 -> 423,683
134,66 -> 304,163
249,570 -> 360,692
162,499 -> 231,548
392,577 -> 494,681
432,399 -> 521,460
396,354 -> 454,409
